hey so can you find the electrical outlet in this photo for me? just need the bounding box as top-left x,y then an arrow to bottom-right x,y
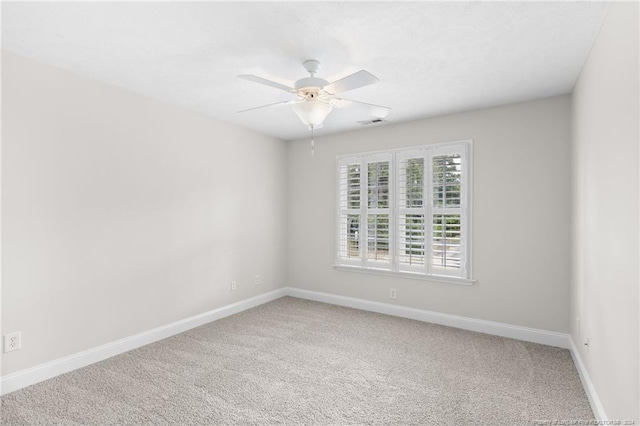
254,275 -> 260,286
584,337 -> 590,352
4,332 -> 21,353
231,281 -> 237,291
389,288 -> 397,299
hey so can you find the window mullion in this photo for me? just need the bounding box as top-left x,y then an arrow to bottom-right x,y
425,152 -> 433,276
374,154 -> 393,271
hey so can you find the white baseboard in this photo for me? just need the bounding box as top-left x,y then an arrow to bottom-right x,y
0,288 -> 287,396
568,337 -> 608,421
285,287 -> 571,349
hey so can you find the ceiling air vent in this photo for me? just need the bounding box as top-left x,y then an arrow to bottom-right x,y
358,118 -> 385,125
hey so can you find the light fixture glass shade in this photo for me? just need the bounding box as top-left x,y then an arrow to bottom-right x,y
292,100 -> 332,128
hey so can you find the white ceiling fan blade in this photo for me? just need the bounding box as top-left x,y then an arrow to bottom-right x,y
238,100 -> 294,113
333,98 -> 391,118
238,75 -> 294,92
324,70 -> 379,94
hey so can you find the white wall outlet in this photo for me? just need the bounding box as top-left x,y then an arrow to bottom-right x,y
389,288 -> 397,299
231,281 -> 237,291
584,337 -> 590,352
4,332 -> 21,353
254,275 -> 260,286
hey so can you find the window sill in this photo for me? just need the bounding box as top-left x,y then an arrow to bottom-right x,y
332,265 -> 476,286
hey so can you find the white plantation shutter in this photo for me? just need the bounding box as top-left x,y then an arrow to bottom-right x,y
429,145 -> 467,277
336,141 -> 471,281
365,157 -> 392,269
337,160 -> 362,266
336,153 -> 393,270
397,151 -> 427,273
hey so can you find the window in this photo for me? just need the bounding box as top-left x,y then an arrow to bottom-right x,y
336,140 -> 472,283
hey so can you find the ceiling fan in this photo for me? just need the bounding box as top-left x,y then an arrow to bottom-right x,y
238,60 -> 390,153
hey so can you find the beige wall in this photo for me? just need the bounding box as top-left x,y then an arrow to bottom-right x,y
571,2 -> 639,421
1,52 -> 288,375
287,95 -> 572,333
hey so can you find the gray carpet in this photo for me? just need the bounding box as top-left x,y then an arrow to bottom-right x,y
1,296 -> 593,425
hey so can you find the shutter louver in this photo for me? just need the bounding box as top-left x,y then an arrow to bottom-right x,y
432,214 -> 462,269
399,214 -> 425,266
432,154 -> 462,208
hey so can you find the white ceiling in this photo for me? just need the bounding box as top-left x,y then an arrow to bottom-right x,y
2,1 -> 610,141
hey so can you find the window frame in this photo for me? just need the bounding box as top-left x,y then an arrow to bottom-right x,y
335,140 -> 474,285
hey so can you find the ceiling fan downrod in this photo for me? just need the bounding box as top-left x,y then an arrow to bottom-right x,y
303,59 -> 320,77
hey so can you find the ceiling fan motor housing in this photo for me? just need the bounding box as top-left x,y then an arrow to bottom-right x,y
294,77 -> 329,91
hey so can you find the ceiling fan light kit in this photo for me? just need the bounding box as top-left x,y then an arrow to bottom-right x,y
239,59 -> 391,154
291,100 -> 332,129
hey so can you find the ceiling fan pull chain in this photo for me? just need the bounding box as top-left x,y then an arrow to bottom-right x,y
310,126 -> 315,156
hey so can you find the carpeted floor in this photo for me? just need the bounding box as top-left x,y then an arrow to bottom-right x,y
1,296 -> 593,425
